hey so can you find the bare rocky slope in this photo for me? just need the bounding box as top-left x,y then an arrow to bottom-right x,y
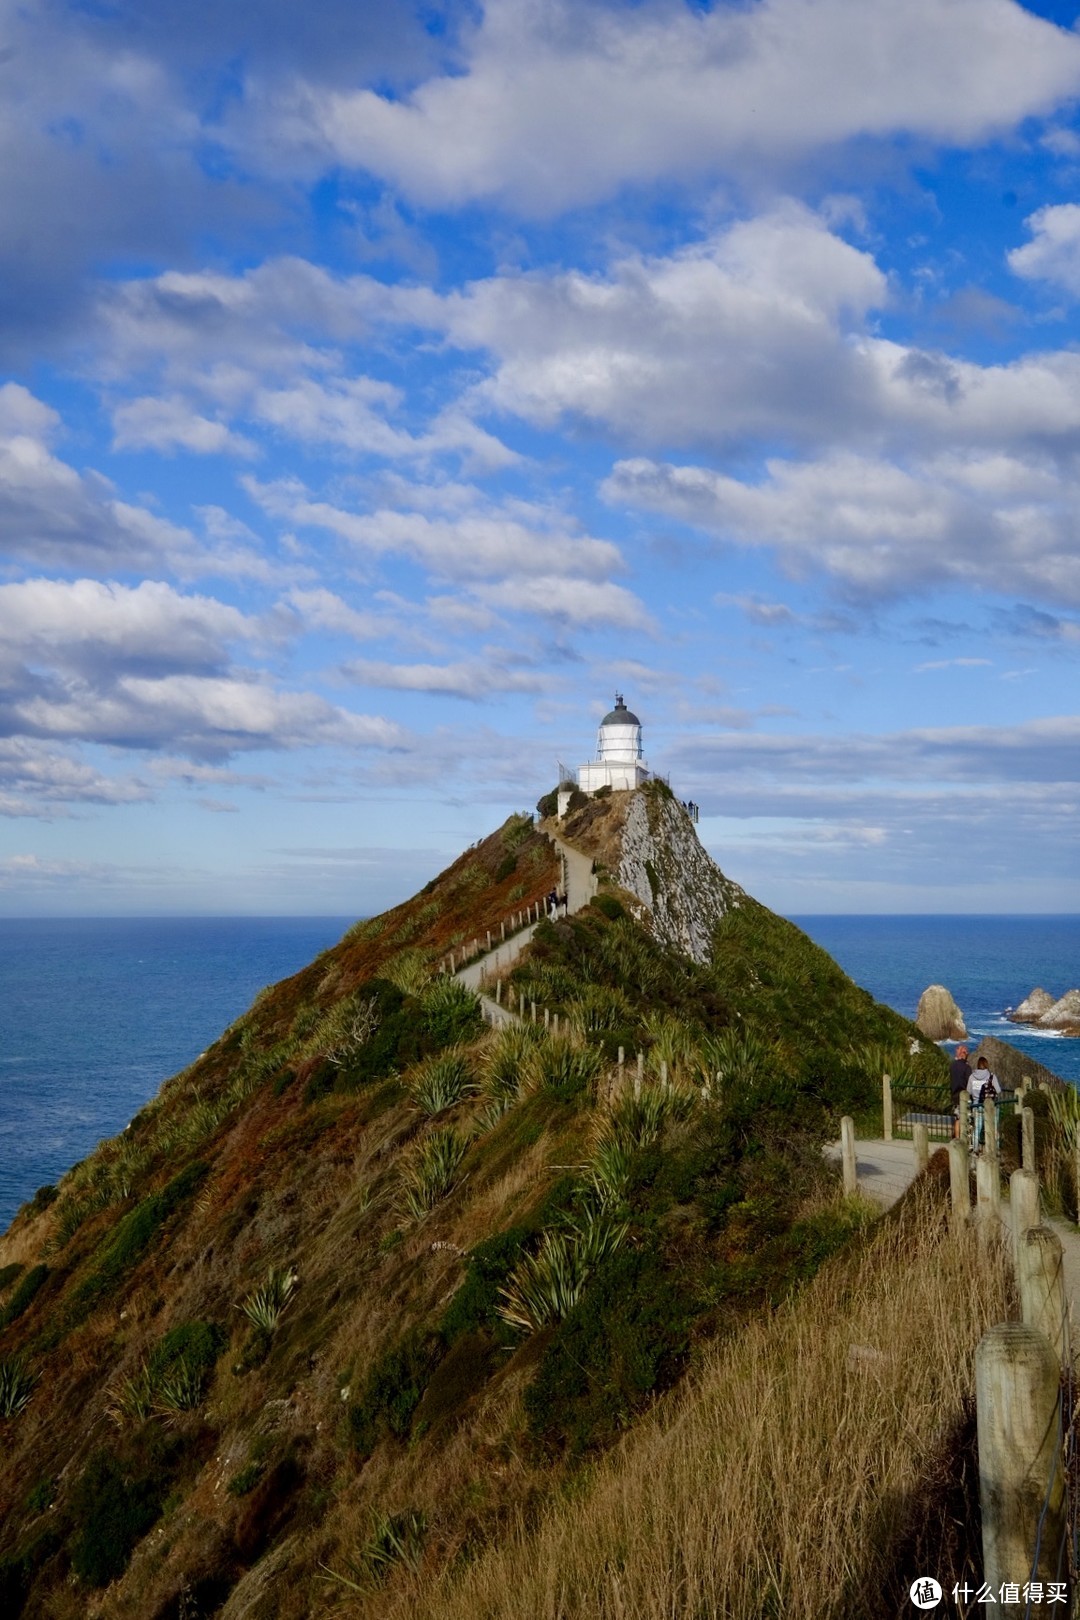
0,786 -> 939,1620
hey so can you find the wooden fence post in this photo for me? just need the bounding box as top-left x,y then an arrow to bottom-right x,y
1010,1168 -> 1041,1272
544,1008 -> 550,1030
947,1140 -> 970,1231
840,1115 -> 857,1196
617,1047 -> 624,1094
1021,1105 -> 1036,1171
985,1094 -> 999,1160
912,1121 -> 929,1175
1074,1130 -> 1080,1227
882,1072 -> 893,1142
976,1154 -> 1001,1239
635,1052 -> 643,1099
976,1322 -> 1064,1613
1018,1225 -> 1067,1367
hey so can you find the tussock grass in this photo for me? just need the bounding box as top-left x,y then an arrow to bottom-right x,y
407,1050 -> 476,1118
400,1128 -> 468,1221
410,1187 -> 1011,1620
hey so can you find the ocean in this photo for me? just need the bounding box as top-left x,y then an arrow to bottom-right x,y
791,914 -> 1080,1087
0,917 -> 352,1231
0,913 -> 1077,1231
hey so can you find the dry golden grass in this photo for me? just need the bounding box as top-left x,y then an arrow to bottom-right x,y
373,1183 -> 1012,1620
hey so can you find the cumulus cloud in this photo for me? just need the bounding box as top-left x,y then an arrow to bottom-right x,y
0,577 -> 259,681
472,575 -> 654,631
604,448 -> 1080,607
1008,204 -> 1080,298
111,396 -> 258,459
0,577 -> 408,766
244,0 -> 1080,212
244,475 -> 628,585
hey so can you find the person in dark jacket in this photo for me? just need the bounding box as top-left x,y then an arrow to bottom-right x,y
949,1044 -> 971,1139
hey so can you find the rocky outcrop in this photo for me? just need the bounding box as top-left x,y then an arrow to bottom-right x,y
976,1036 -> 1067,1094
1039,990 -> 1080,1033
551,783 -> 744,963
1010,987 -> 1056,1023
615,787 -> 744,961
915,984 -> 966,1042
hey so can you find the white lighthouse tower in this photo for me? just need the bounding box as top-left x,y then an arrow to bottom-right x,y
577,694 -> 651,794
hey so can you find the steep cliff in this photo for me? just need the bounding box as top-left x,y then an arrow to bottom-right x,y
549,781 -> 742,961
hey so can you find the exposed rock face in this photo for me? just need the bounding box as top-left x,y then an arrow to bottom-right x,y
551,783 -> 744,963
1011,987 -> 1056,1023
915,984 -> 967,1042
1039,990 -> 1080,1032
615,788 -> 745,961
976,1035 -> 1068,1094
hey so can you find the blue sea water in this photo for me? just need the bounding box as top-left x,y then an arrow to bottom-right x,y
791,915 -> 1080,1089
0,917 -> 352,1231
0,913 -> 1077,1233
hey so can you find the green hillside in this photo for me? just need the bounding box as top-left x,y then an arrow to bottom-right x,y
0,800 -> 941,1619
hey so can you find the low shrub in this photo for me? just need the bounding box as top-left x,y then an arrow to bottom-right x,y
348,1333 -> 441,1457
76,1162 -> 207,1306
524,1243 -> 689,1455
498,1214 -> 628,1335
68,1448 -> 166,1587
0,1264 -> 46,1328
419,979 -> 482,1048
0,1262 -> 22,1292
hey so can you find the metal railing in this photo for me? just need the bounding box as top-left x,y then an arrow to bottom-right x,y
890,1078 -> 1018,1144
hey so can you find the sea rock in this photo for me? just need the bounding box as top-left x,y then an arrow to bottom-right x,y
1011,987 -> 1056,1023
915,984 -> 967,1042
1038,990 -> 1080,1034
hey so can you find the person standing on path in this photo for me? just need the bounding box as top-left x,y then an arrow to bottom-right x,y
950,1044 -> 971,1139
967,1056 -> 1001,1152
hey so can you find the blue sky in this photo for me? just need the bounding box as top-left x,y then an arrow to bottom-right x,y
1,0 -> 1079,916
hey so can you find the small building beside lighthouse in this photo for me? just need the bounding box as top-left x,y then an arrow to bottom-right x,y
577,695 -> 651,794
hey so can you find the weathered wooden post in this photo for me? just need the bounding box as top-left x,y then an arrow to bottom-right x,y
948,1139 -> 970,1231
530,1000 -> 536,1023
1018,1225 -> 1067,1367
1021,1105 -> 1036,1172
486,929 -> 492,951
976,1153 -> 1001,1239
553,1013 -> 560,1035
1074,1130 -> 1080,1227
840,1115 -> 857,1196
984,1093 -> 999,1160
882,1072 -> 893,1142
500,920 -> 506,942
976,1322 -> 1064,1614
1010,1168 -> 1041,1269
635,1052 -> 643,1099
1018,1075 -> 1030,1104
617,1047 -> 625,1095
544,1008 -> 550,1030
495,979 -> 502,1005
912,1121 -> 929,1174
660,1060 -> 669,1089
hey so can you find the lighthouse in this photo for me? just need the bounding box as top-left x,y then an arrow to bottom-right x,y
577,695 -> 651,794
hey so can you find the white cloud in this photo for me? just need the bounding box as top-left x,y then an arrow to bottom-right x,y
1008,204 -> 1080,297
604,448 -> 1080,606
246,0 -> 1080,212
244,475 -> 627,584
473,575 -> 654,631
435,205 -> 886,451
0,738 -> 152,818
111,396 -> 258,458
0,578 -> 258,675
340,657 -> 546,699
